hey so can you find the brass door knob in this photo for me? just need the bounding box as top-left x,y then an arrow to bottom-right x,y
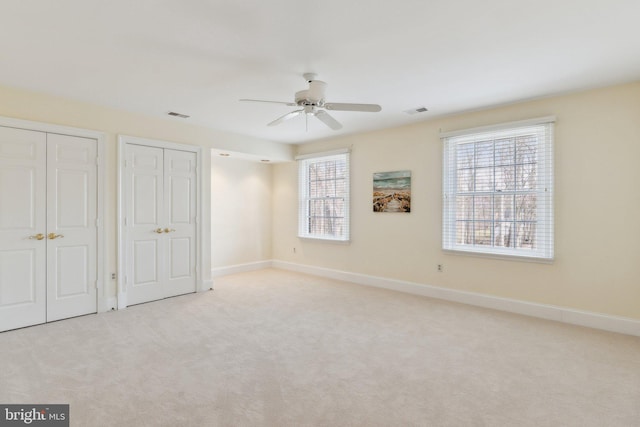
154,228 -> 164,234
164,228 -> 176,233
48,233 -> 64,239
29,233 -> 45,240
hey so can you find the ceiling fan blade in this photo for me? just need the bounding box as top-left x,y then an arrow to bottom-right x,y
324,102 -> 382,112
267,109 -> 303,127
240,99 -> 297,106
315,110 -> 343,130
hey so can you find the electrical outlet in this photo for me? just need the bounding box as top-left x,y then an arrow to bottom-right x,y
111,273 -> 116,280
437,264 -> 443,272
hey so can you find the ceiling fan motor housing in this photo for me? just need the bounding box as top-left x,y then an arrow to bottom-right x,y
295,80 -> 328,106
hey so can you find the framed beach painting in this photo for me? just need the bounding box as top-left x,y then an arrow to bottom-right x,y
373,170 -> 411,213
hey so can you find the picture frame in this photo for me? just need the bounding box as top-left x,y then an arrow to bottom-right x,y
373,170 -> 411,213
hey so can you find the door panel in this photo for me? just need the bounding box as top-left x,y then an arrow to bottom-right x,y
169,237 -> 192,278
55,245 -> 89,297
133,239 -> 159,284
46,133 -> 97,322
169,176 -> 191,223
56,169 -> 90,227
133,175 -> 160,225
0,249 -> 36,305
0,127 -> 47,332
164,149 -> 196,297
0,168 -> 36,229
126,145 -> 165,305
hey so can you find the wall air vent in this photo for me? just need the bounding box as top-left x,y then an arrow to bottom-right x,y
403,107 -> 429,115
167,111 -> 190,119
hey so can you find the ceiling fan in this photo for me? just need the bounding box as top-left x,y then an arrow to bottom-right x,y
240,73 -> 382,130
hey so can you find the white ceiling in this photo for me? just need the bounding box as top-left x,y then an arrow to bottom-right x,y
2,1 -> 639,144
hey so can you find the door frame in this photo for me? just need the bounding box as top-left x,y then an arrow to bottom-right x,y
117,135 -> 209,309
0,115 -> 109,313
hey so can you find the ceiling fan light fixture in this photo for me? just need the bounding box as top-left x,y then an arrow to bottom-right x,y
306,80 -> 327,102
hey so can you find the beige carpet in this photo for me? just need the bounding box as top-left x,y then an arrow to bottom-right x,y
1,268 -> 639,426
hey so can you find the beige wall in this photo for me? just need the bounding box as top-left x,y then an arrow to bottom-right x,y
211,155 -> 273,268
273,81 -> 640,320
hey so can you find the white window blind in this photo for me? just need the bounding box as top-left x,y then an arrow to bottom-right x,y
298,150 -> 350,241
442,117 -> 554,260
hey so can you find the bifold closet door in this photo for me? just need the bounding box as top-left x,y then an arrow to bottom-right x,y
0,128 -> 98,332
125,144 -> 196,306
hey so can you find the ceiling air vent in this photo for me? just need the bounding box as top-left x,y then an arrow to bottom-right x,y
403,107 -> 428,115
167,111 -> 190,119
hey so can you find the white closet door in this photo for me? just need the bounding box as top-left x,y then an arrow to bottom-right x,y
125,144 -> 165,305
0,127 -> 47,331
124,145 -> 197,305
163,149 -> 197,298
46,133 -> 98,322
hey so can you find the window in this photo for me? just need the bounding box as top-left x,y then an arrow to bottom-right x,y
442,117 -> 554,260
298,150 -> 350,241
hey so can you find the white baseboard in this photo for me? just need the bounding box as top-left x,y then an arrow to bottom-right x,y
212,260 -> 274,279
272,260 -> 640,337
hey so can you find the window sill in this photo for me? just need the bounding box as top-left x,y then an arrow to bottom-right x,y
298,235 -> 351,244
443,248 -> 554,264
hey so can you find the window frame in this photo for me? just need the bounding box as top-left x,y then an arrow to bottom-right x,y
297,150 -> 350,242
441,117 -> 555,261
